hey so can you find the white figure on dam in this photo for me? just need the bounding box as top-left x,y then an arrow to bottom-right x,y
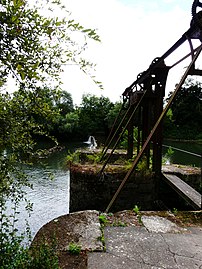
84,136 -> 97,150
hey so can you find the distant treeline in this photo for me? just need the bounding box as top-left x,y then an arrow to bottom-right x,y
3,79 -> 201,147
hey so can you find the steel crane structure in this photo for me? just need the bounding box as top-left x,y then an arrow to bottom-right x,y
100,0 -> 202,212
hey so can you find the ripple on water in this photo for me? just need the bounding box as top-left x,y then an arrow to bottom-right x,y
7,167 -> 70,242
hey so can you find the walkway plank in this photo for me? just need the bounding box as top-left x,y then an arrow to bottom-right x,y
162,173 -> 202,209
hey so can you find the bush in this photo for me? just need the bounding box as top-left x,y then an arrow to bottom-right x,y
0,236 -> 60,269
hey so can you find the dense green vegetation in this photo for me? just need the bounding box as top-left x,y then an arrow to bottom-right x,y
0,0 -> 100,268
164,79 -> 202,140
22,78 -> 201,143
49,93 -> 117,140
11,79 -> 200,143
2,80 -> 201,152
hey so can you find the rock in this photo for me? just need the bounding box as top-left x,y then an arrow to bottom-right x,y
32,210 -> 103,251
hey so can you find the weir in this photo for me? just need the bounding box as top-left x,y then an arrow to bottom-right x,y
84,136 -> 97,150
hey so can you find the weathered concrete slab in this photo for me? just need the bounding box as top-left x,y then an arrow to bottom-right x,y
32,210 -> 103,251
88,222 -> 202,269
141,215 -> 186,233
162,165 -> 201,176
72,210 -> 103,251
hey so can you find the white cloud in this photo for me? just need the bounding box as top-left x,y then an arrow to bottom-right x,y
61,0 -> 201,105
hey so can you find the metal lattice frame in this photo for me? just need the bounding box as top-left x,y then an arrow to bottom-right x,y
99,2 -> 202,212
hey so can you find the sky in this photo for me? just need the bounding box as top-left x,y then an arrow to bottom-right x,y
8,0 -> 201,105
60,0 -> 202,105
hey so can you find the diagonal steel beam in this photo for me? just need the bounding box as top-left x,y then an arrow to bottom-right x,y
99,90 -> 147,174
126,24 -> 201,95
100,105 -> 131,161
101,104 -> 125,155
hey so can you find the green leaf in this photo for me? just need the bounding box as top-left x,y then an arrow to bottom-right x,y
82,29 -> 92,33
20,71 -> 25,80
17,64 -> 22,71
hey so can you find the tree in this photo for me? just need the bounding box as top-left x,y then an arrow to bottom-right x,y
55,90 -> 74,115
57,111 -> 80,137
0,0 -> 101,156
10,87 -> 61,136
165,79 -> 202,139
106,101 -> 122,128
78,94 -> 114,138
0,0 -> 100,91
0,0 -> 101,144
0,0 -> 100,264
163,108 -> 175,137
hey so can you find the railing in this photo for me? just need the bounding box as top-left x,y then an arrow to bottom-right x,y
163,144 -> 201,158
162,144 -> 202,184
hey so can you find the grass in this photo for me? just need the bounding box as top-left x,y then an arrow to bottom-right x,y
133,205 -> 142,224
98,214 -> 108,251
68,242 -> 81,255
133,205 -> 141,215
112,221 -> 127,227
99,214 -> 108,225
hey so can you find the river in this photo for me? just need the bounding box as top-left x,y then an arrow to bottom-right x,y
11,142 -> 84,242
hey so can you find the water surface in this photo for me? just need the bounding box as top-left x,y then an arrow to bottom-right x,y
13,142 -> 83,241
163,140 -> 202,167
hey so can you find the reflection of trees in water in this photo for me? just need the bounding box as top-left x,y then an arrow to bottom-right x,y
163,140 -> 202,167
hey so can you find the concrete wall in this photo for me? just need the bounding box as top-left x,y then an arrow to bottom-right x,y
69,165 -> 157,213
69,163 -> 201,212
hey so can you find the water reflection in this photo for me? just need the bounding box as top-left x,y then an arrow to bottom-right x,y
13,165 -> 69,242
9,143 -> 78,241
163,140 -> 202,167
20,141 -> 85,240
